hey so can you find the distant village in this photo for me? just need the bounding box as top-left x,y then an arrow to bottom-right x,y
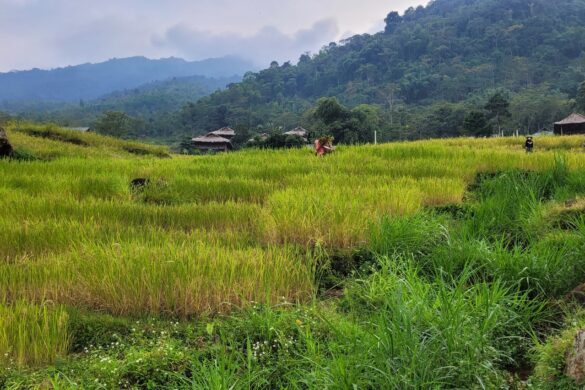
191,126 -> 309,153
188,112 -> 585,154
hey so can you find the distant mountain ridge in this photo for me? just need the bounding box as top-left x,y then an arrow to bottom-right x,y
15,74 -> 240,133
0,56 -> 256,103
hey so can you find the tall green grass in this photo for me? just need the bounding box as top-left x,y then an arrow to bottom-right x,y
3,125 -> 585,375
0,302 -> 69,367
340,259 -> 543,388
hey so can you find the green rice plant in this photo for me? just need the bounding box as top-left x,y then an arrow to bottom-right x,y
465,170 -> 548,245
0,302 -> 69,367
7,122 -> 170,159
430,234 -> 585,298
340,258 -> 543,388
0,241 -> 315,317
4,126 -> 585,383
370,212 -> 449,260
267,183 -> 423,247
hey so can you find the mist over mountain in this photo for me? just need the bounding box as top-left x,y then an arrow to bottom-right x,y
0,56 -> 255,103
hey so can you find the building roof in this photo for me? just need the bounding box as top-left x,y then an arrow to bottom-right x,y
209,127 -> 236,137
555,113 -> 585,125
284,127 -> 308,137
65,127 -> 91,132
192,133 -> 232,144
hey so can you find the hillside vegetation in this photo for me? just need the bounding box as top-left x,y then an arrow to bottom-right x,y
178,0 -> 585,139
0,56 -> 254,103
3,126 -> 585,387
17,75 -> 240,138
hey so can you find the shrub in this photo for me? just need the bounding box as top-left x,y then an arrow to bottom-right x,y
67,310 -> 132,353
531,309 -> 585,389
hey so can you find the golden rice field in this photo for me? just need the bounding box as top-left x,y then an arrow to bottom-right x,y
2,123 -> 585,367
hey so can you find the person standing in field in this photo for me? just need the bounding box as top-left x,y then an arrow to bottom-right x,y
525,136 -> 534,153
315,136 -> 334,157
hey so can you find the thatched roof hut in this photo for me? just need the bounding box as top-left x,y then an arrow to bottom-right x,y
284,127 -> 308,138
209,127 -> 236,140
554,113 -> 585,135
65,127 -> 91,132
192,133 -> 233,153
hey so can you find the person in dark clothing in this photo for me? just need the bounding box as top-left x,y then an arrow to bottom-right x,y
525,136 -> 534,153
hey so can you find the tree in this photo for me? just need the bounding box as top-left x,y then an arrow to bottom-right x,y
178,137 -> 194,154
314,97 -> 349,124
511,86 -> 570,134
463,111 -> 492,137
378,84 -> 400,125
212,105 -> 229,129
424,103 -> 467,138
384,11 -> 403,34
351,104 -> 382,143
231,125 -> 252,148
92,111 -> 136,138
577,81 -> 585,112
256,133 -> 305,149
484,91 -> 511,136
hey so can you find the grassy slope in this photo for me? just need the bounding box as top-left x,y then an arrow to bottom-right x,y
2,125 -> 585,388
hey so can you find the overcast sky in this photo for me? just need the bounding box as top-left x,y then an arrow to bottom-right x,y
0,0 -> 425,72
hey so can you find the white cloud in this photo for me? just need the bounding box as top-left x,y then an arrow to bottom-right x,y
152,19 -> 339,66
0,0 -> 426,71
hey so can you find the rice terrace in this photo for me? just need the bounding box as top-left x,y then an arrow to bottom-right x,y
5,0 -> 585,388
1,122 -> 585,388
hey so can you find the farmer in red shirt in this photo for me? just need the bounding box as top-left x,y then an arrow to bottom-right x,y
315,136 -> 334,157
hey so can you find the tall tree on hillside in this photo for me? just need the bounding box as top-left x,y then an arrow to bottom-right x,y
463,111 -> 492,138
511,86 -> 570,134
378,84 -> 400,125
350,104 -> 382,143
485,91 -> 511,136
93,111 -> 137,138
312,98 -> 382,144
424,103 -> 467,138
577,81 -> 585,112
314,97 -> 349,125
384,11 -> 403,34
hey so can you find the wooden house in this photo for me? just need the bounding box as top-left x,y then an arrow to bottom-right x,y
554,113 -> 585,135
192,133 -> 233,153
209,127 -> 236,140
284,127 -> 309,142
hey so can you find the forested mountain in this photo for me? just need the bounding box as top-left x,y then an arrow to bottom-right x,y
17,75 -> 240,136
0,56 -> 254,103
178,0 -> 585,141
